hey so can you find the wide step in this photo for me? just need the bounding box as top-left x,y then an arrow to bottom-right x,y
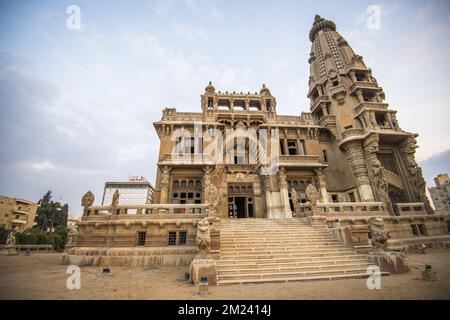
216,219 -> 372,285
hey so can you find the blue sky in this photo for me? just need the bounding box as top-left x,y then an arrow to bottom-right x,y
0,0 -> 449,216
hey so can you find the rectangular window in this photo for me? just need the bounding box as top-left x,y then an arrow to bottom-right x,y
279,140 -> 286,155
168,232 -> 177,246
322,150 -> 328,163
137,232 -> 146,246
179,231 -> 187,245
287,140 -> 298,155
184,137 -> 195,154
348,192 -> 356,202
175,136 -> 182,154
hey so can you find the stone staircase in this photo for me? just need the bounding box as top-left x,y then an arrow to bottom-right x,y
216,218 -> 372,285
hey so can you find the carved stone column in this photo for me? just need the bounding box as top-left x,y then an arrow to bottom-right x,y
363,134 -> 393,215
278,167 -> 292,218
159,166 -> 171,204
400,135 -> 434,213
314,168 -> 329,203
261,174 -> 273,219
343,140 -> 374,201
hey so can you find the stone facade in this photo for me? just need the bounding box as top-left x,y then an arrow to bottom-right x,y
429,173 -> 450,215
67,16 -> 449,277
152,15 -> 432,219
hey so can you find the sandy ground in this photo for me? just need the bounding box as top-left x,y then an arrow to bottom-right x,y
0,250 -> 449,300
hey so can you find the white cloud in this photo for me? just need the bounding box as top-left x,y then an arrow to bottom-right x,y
28,160 -> 56,171
172,22 -> 209,42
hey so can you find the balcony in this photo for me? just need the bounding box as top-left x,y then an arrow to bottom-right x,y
310,95 -> 330,113
13,206 -> 30,214
11,218 -> 27,224
349,81 -> 379,95
158,153 -> 216,166
353,102 -> 389,117
278,154 -> 324,167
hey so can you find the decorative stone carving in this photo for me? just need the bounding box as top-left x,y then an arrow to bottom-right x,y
368,217 -> 390,251
372,160 -> 389,202
81,191 -> 95,208
196,218 -> 211,258
66,226 -> 79,248
290,187 -> 301,214
6,231 -> 16,246
305,183 -> 319,206
160,166 -> 171,188
306,127 -> 319,140
203,166 -> 221,215
111,189 -> 119,207
400,136 -> 433,213
314,168 -> 327,189
278,167 -> 288,189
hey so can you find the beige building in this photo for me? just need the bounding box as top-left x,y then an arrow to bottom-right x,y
0,195 -> 38,231
429,173 -> 450,215
67,16 -> 450,285
151,15 -> 432,218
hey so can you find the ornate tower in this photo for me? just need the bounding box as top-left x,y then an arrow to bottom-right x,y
307,15 -> 432,214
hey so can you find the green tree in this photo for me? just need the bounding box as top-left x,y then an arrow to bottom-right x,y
35,191 -> 69,232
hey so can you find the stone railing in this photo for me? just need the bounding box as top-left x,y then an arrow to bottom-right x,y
0,244 -> 53,252
348,81 -> 379,94
353,102 -> 389,117
159,153 -> 216,165
83,203 -> 210,218
279,154 -> 321,165
313,202 -> 388,217
310,95 -> 330,112
396,203 -> 428,216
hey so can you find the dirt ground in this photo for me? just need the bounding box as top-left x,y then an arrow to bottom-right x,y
0,249 -> 449,300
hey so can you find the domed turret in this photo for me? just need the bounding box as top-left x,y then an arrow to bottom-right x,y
205,81 -> 215,94
309,15 -> 336,42
260,84 -> 271,95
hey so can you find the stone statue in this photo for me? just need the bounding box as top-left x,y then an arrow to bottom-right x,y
67,226 -> 79,247
371,160 -> 389,201
368,217 -> 390,251
160,166 -> 171,188
112,189 -> 119,207
314,168 -> 327,188
305,183 -> 319,206
196,218 -> 211,257
400,136 -> 433,212
6,231 -> 16,246
290,187 -> 302,214
81,191 -> 95,208
278,167 -> 288,188
203,167 -> 221,215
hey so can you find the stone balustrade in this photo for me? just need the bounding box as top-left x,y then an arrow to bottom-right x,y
83,203 -> 210,218
159,153 -> 216,165
314,201 -> 387,217
0,244 -> 53,253
396,202 -> 428,216
279,155 -> 322,167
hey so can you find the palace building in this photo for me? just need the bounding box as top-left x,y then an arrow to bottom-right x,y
66,16 -> 450,285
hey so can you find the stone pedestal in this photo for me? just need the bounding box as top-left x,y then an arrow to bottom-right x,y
189,258 -> 217,286
1,245 -> 18,256
368,251 -> 409,274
